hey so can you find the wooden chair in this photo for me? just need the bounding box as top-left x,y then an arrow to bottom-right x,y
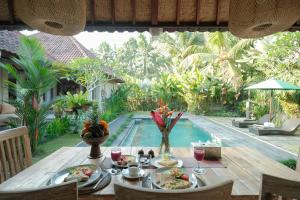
0,181 -> 77,200
297,147 -> 300,173
0,126 -> 32,183
260,174 -> 300,200
114,180 -> 233,200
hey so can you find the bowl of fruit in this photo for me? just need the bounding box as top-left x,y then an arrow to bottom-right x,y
81,118 -> 109,159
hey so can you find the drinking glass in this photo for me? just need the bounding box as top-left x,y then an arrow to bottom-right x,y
193,147 -> 206,174
111,147 -> 121,161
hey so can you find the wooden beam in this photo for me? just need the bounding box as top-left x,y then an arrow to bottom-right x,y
216,0 -> 220,25
90,0 -> 96,24
151,0 -> 158,25
131,0 -> 136,25
176,0 -> 181,26
196,0 -> 201,25
111,0 -> 115,24
8,0 -> 15,24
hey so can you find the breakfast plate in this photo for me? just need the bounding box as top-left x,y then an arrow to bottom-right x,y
150,167 -> 198,190
150,155 -> 183,168
48,164 -> 102,189
112,155 -> 136,168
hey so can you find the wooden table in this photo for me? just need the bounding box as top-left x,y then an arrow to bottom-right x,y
0,147 -> 300,200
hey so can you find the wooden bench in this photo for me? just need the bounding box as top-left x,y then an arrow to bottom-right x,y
0,126 -> 32,183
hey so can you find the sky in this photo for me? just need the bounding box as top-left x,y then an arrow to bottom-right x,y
21,30 -> 151,51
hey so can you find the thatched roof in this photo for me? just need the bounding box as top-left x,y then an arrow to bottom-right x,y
0,0 -> 299,37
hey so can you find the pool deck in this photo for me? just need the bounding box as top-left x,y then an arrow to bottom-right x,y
131,113 -> 298,161
188,114 -> 298,161
204,115 -> 300,155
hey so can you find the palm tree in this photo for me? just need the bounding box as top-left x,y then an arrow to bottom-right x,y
0,36 -> 57,151
180,32 -> 255,91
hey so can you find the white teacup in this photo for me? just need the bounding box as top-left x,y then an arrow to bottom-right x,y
128,162 -> 139,177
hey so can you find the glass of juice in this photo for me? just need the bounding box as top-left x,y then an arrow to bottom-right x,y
193,147 -> 206,174
111,147 -> 121,161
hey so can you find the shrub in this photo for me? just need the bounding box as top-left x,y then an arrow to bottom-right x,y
46,117 -> 71,139
279,159 -> 297,170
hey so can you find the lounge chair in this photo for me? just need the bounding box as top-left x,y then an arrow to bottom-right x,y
248,118 -> 300,136
232,114 -> 271,128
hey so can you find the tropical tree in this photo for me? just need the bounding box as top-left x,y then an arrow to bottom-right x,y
178,32 -> 255,91
0,36 -> 57,151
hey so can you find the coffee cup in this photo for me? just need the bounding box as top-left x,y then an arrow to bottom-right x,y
128,162 -> 139,177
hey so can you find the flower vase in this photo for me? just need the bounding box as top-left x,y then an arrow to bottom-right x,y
159,129 -> 170,154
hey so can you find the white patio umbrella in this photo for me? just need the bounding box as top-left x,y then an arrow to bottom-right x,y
245,79 -> 300,121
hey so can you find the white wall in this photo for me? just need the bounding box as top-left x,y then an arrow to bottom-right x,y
88,82 -> 117,111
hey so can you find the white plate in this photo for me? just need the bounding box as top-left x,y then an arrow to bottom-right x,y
151,167 -> 198,190
150,156 -> 183,168
111,155 -> 137,168
49,164 -> 101,189
122,169 -> 145,179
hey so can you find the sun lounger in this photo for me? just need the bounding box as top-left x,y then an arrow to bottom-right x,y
248,118 -> 300,136
232,114 -> 271,128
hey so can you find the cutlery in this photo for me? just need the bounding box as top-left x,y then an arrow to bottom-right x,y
93,172 -> 109,190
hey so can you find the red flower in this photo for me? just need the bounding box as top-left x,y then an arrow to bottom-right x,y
168,112 -> 183,131
150,111 -> 165,128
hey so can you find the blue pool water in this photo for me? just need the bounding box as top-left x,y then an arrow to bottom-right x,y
121,119 -> 213,147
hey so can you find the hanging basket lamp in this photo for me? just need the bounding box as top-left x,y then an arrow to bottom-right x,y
229,0 -> 300,38
15,0 -> 86,36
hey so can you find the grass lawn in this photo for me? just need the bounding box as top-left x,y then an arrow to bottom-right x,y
32,133 -> 81,163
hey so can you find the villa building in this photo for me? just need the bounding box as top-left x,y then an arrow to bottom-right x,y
0,31 -> 123,109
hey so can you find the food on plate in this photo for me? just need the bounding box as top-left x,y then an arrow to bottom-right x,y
155,168 -> 191,190
164,179 -> 191,190
116,155 -> 135,166
64,166 -> 93,182
158,154 -> 178,167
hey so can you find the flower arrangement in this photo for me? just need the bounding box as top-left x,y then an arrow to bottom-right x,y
151,99 -> 183,154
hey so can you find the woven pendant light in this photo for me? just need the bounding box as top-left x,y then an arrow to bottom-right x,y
15,0 -> 86,36
229,0 -> 300,38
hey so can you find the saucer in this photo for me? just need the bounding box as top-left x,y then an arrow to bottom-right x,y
122,169 -> 145,179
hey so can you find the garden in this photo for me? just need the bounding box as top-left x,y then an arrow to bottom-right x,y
1,31 -> 299,163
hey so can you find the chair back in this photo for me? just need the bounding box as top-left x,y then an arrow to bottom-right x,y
281,118 -> 300,132
114,180 -> 233,200
260,174 -> 300,200
0,126 -> 32,183
258,114 -> 272,124
297,148 -> 300,173
0,181 -> 77,200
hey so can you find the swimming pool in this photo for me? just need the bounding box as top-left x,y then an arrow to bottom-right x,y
121,119 -> 213,147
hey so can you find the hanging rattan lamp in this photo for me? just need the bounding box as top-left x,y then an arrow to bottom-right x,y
15,0 -> 86,36
229,0 -> 300,38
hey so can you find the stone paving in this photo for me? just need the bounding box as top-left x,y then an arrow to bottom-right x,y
206,116 -> 300,155
188,114 -> 298,161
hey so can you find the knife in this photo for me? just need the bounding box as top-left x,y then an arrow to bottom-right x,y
93,172 -> 109,190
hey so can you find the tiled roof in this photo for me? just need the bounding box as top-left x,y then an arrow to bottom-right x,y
31,32 -> 96,64
0,30 -> 22,54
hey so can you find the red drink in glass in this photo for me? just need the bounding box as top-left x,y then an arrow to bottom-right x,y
194,149 -> 205,161
111,148 -> 121,161
193,147 -> 206,174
